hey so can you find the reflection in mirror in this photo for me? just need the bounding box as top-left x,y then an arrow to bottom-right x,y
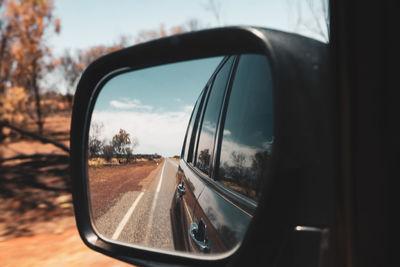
88,54 -> 273,256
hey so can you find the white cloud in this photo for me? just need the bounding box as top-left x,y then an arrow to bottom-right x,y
109,98 -> 153,110
219,140 -> 259,168
91,108 -> 192,157
202,120 -> 216,133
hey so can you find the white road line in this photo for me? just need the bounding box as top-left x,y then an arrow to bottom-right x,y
144,159 -> 166,244
112,191 -> 144,240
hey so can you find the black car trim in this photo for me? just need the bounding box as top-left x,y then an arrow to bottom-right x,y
182,55 -> 225,163
192,81 -> 211,167
192,56 -> 235,171
181,87 -> 206,162
213,53 -> 274,204
212,55 -> 240,180
207,56 -> 237,177
186,54 -> 260,215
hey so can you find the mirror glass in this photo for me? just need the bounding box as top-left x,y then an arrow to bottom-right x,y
88,54 -> 274,256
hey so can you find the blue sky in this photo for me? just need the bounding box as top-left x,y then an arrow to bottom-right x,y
94,57 -> 223,112
50,0 -> 329,55
91,57 -> 223,156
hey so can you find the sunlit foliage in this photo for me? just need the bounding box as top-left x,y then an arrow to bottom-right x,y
0,0 -> 60,134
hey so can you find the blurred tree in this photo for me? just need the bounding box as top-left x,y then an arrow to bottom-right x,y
170,25 -> 185,35
55,36 -> 127,100
0,86 -> 28,125
125,147 -> 134,163
76,44 -> 124,71
287,0 -> 329,42
1,0 -> 60,134
185,18 -> 204,32
135,19 -> 204,44
251,151 -> 270,198
198,148 -> 210,171
202,0 -> 222,26
0,0 -> 14,141
229,151 -> 247,185
135,24 -> 168,44
0,1 -> 11,96
0,85 -> 29,142
55,49 -> 80,104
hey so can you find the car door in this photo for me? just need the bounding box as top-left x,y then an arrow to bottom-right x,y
171,56 -> 236,253
177,55 -> 234,253
170,83 -> 207,252
191,54 -> 274,253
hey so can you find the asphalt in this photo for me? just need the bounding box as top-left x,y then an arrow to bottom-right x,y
94,158 -> 178,252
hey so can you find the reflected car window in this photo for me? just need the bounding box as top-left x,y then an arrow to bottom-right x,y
195,57 -> 234,175
217,54 -> 273,201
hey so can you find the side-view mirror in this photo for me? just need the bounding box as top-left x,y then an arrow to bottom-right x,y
70,27 -> 334,266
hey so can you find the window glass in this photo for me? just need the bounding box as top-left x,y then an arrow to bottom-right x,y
217,54 -> 273,201
195,57 -> 235,175
183,88 -> 205,162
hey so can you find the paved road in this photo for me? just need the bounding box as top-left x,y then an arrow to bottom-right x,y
94,158 -> 178,251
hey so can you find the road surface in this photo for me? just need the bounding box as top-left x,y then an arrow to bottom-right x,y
94,158 -> 178,251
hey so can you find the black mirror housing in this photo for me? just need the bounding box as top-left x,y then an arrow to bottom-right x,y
70,26 -> 333,266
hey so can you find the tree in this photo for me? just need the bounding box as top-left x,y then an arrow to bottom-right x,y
103,144 -> 114,163
287,0 -> 329,42
112,129 -> 131,156
2,0 -> 60,134
55,38 -> 127,99
134,20 -> 204,44
0,85 -> 28,142
202,0 -> 222,25
125,147 -> 134,163
135,25 -> 168,44
55,49 -> 80,104
89,138 -> 103,158
198,148 -> 211,171
229,151 -> 247,185
88,121 -> 104,158
251,151 -> 270,197
0,0 -> 12,96
185,18 -> 204,32
0,86 -> 28,126
75,36 -> 127,71
111,128 -> 138,163
0,0 -> 60,141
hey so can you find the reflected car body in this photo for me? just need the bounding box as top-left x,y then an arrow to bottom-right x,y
170,54 -> 273,253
